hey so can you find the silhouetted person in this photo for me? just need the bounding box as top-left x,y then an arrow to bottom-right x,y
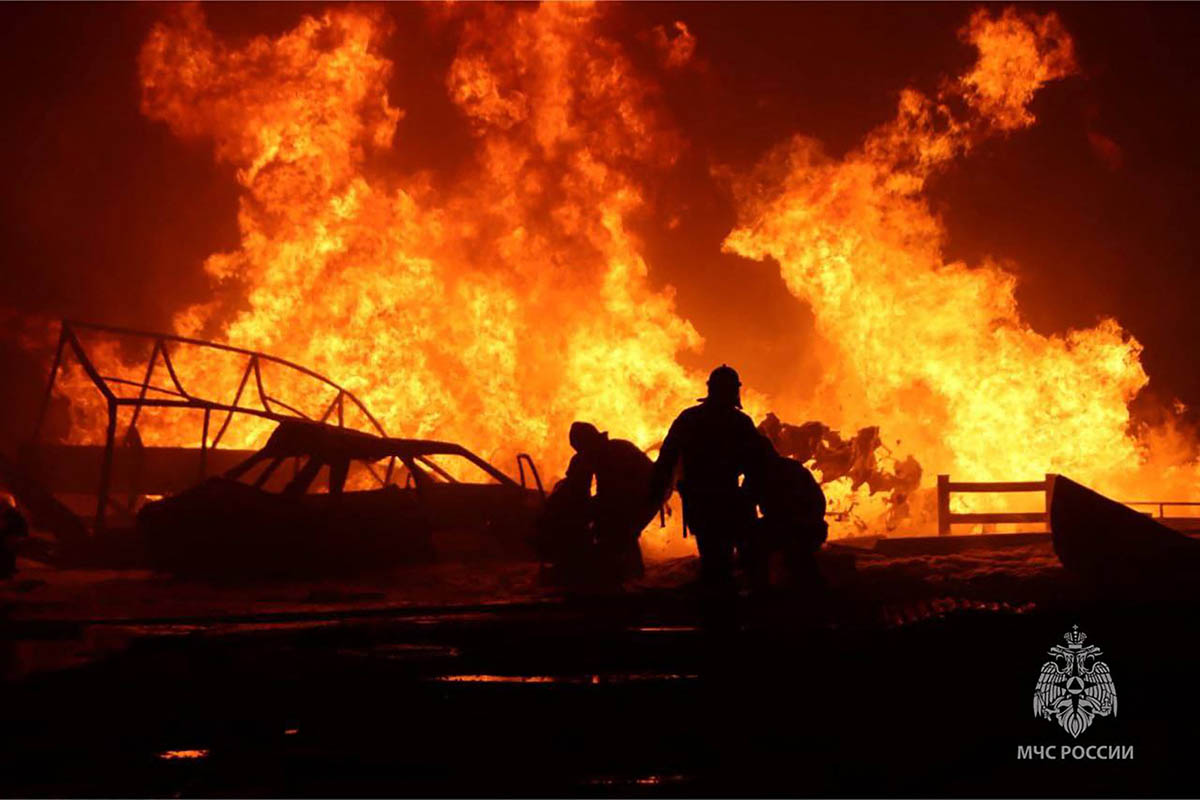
534,472 -> 592,583
650,365 -> 764,625
536,422 -> 656,585
742,438 -> 828,593
566,422 -> 656,580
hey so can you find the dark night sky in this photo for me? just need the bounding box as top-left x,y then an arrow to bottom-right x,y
2,2 -> 1199,444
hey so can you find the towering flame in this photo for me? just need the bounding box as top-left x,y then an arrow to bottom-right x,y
136,2 -> 703,473
45,4 -> 1200,539
725,8 -> 1182,522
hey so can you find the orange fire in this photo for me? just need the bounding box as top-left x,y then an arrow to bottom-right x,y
725,8 -> 1196,528
48,4 -> 1200,540
133,3 -> 705,471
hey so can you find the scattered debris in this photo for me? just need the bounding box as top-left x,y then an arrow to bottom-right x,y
758,412 -> 922,529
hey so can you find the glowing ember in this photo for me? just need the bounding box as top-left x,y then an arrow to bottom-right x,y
433,673 -> 698,684
157,749 -> 209,760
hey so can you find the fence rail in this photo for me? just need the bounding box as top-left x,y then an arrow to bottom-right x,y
936,474 -> 1053,536
1123,500 -> 1200,519
937,474 -> 1200,535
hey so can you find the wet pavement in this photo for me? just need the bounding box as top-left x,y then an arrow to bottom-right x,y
3,548 -> 1200,796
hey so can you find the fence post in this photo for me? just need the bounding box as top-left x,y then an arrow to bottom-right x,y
937,474 -> 950,536
1043,473 -> 1054,529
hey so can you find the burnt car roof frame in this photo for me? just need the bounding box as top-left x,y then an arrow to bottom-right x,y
223,419 -> 520,497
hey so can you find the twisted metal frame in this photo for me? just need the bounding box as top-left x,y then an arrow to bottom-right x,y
31,320 -> 386,530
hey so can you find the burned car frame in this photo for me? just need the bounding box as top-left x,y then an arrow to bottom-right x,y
17,321 -> 544,576
139,420 -> 546,577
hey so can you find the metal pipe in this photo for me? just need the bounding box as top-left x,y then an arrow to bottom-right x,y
96,400 -> 117,533
30,328 -> 67,447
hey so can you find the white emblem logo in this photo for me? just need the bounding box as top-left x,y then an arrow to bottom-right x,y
1033,625 -> 1118,738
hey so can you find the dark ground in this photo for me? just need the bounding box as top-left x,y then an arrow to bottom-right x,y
2,544 -> 1197,797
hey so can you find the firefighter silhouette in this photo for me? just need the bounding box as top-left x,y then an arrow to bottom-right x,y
742,438 -> 828,592
650,365 -> 765,623
536,422 -> 656,585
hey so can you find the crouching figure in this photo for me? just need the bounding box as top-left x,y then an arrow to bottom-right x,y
742,439 -> 828,592
535,422 -> 657,586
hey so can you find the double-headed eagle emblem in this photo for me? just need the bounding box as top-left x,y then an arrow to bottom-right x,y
1033,625 -> 1118,738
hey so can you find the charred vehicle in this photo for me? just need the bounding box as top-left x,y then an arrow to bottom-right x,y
138,420 -> 545,578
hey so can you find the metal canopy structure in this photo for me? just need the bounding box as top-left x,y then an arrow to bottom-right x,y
31,320 -> 387,530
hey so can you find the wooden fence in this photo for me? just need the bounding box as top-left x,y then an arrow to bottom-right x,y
937,473 -> 1200,535
936,474 -> 1053,536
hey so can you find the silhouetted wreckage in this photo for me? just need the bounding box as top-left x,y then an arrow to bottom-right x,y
7,321 -> 546,575
758,412 -> 922,530
7,321 -> 1200,591
141,419 -> 545,578
1049,474 -> 1200,592
21,321 -> 390,532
